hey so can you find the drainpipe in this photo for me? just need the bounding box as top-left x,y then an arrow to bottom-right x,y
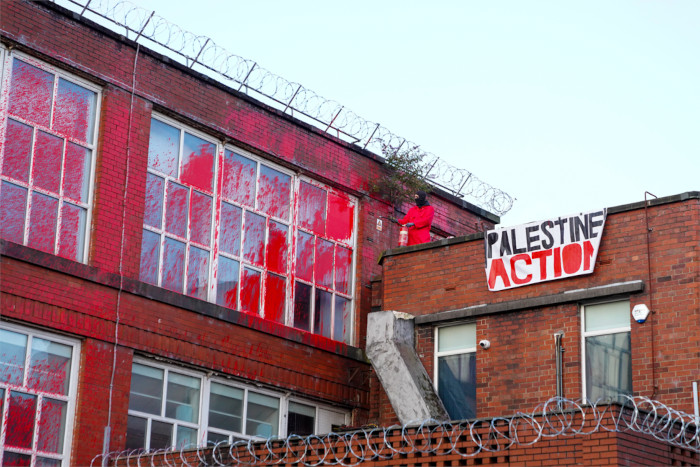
554,332 -> 564,399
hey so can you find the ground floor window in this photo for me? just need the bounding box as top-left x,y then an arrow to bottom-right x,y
126,359 -> 348,449
435,323 -> 477,420
0,322 -> 79,466
582,300 -> 632,403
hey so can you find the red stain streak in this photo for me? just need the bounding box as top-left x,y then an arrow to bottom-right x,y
0,182 -> 27,243
334,246 -> 352,295
298,181 -> 326,235
266,220 -> 288,274
53,78 -> 95,143
222,150 -> 255,207
165,182 -> 188,238
314,239 -> 334,289
264,273 -> 285,323
327,192 -> 354,243
240,267 -> 261,315
33,131 -> 63,193
180,135 -> 215,192
189,191 -> 212,246
2,119 -> 33,182
257,166 -> 290,219
8,58 -> 53,127
27,192 -> 58,253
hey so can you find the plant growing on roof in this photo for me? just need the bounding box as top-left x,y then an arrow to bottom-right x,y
372,141 -> 433,210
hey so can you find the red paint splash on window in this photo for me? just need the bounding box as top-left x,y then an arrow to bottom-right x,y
2,119 -> 33,182
28,192 -> 58,254
165,182 -> 189,238
144,174 -> 164,229
266,220 -> 288,275
186,246 -> 209,300
298,181 -> 326,235
334,246 -> 352,295
219,202 -> 242,256
257,165 -> 290,219
162,238 -> 185,292
264,273 -> 286,323
240,267 -> 261,315
53,77 -> 96,144
62,142 -> 91,203
327,192 -> 354,242
295,231 -> 314,282
33,131 -> 63,193
222,150 -> 255,207
314,239 -> 334,289
216,256 -> 240,309
243,212 -> 265,266
139,229 -> 160,284
189,191 -> 212,246
148,118 -> 180,176
8,58 -> 53,127
0,181 -> 28,243
181,133 -> 215,192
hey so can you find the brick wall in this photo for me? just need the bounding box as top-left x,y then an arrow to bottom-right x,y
379,194 -> 699,422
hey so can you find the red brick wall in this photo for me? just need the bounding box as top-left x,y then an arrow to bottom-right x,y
380,196 -> 700,421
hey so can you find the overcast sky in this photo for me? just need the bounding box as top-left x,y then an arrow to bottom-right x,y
116,1 -> 698,226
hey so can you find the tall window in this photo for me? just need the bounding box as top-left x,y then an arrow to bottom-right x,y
0,323 -> 80,466
582,300 -> 632,403
126,359 -> 348,449
435,323 -> 477,420
0,54 -> 98,263
140,116 -> 356,343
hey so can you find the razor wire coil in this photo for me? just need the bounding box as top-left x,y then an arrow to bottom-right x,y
51,0 -> 514,215
93,396 -> 700,466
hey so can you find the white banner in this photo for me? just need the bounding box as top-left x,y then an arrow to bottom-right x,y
485,209 -> 607,291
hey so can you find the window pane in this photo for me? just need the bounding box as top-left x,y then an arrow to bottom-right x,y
586,332 -> 632,403
139,229 -> 160,285
438,353 -> 476,420
334,246 -> 352,295
162,238 -> 185,292
222,150 -> 256,206
266,220 -> 288,274
58,202 -> 86,261
129,363 -> 164,415
243,212 -> 265,265
288,402 -> 315,436
257,165 -> 290,219
216,256 -> 240,309
53,77 -> 96,143
209,383 -> 243,433
295,231 -> 314,282
438,323 -> 477,352
144,173 -> 164,229
585,301 -> 630,332
37,398 -> 67,453
298,181 -> 326,234
0,181 -> 28,244
181,132 -> 215,192
240,267 -> 261,315
165,182 -> 189,238
0,329 -> 27,386
3,452 -> 32,467
293,282 -> 312,332
125,415 -> 147,450
207,432 -> 229,445
314,289 -> 333,338
150,420 -> 173,450
8,58 -> 53,127
176,425 -> 198,448
7,391 -> 37,449
314,239 -> 334,288
28,338 -> 72,395
187,246 -> 209,300
246,392 -> 279,438
264,273 -> 285,324
165,372 -> 200,423
36,457 -> 61,467
190,191 -> 212,246
2,118 -> 33,183
327,192 -> 354,242
148,119 -> 180,177
334,296 -> 351,344
28,192 -> 58,253
33,131 -> 63,194
62,143 -> 91,203
220,202 -> 242,256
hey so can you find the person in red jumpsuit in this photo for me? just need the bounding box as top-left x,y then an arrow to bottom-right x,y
398,191 -> 434,245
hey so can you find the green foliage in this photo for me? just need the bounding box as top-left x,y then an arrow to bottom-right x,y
372,142 -> 432,208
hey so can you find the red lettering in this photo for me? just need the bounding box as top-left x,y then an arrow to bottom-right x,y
487,258 -> 511,290
562,243 -> 582,275
510,253 -> 532,285
553,247 -> 562,277
583,240 -> 595,271
531,249 -> 552,280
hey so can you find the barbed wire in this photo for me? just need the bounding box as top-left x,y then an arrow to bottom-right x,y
93,396 -> 700,466
50,0 -> 514,215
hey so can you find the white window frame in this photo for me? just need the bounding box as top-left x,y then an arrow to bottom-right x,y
0,51 -> 100,263
127,358 -> 350,449
580,299 -> 632,402
434,322 -> 477,420
0,322 -> 81,466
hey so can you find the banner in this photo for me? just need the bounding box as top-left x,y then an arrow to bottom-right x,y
485,209 -> 607,291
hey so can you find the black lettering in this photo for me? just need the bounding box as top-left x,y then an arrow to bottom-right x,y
573,215 -> 588,241
526,225 -> 541,251
588,210 -> 605,237
511,229 -> 526,254
499,230 -> 512,256
553,217 -> 568,243
541,221 -> 554,249
486,232 -> 499,258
